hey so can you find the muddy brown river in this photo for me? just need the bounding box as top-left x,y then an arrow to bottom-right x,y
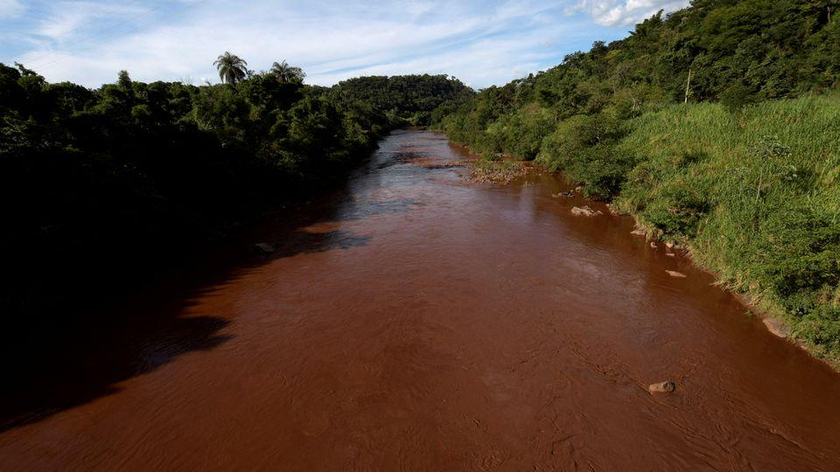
2,130 -> 840,471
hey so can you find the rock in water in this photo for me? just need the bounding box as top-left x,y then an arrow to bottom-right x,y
254,243 -> 276,254
763,318 -> 790,338
666,270 -> 687,278
649,381 -> 676,394
631,228 -> 647,237
571,206 -> 602,217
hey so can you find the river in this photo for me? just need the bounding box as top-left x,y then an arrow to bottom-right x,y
2,129 -> 839,471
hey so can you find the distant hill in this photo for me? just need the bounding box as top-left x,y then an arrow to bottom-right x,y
330,74 -> 474,125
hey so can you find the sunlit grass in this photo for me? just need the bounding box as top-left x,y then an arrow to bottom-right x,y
615,95 -> 840,363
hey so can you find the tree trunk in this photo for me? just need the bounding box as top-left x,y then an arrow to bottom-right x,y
684,68 -> 692,104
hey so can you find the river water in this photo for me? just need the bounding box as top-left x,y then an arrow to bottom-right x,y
2,130 -> 840,471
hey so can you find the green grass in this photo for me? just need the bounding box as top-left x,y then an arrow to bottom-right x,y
613,95 -> 840,364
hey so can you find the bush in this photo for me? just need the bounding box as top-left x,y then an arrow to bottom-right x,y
537,112 -> 631,199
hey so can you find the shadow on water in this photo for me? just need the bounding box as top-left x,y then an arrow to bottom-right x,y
0,130 -> 440,433
0,176 -> 386,433
0,269 -> 236,432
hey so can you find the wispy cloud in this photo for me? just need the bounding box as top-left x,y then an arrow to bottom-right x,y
33,1 -> 150,44
1,0 -> 689,88
568,0 -> 691,27
0,0 -> 23,19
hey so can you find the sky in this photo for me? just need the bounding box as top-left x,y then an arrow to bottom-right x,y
0,0 -> 690,88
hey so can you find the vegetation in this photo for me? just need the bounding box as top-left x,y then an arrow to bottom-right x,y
214,52 -> 249,85
615,97 -> 840,359
329,74 -> 474,126
435,0 -> 840,363
0,59 -> 462,325
271,60 -> 306,84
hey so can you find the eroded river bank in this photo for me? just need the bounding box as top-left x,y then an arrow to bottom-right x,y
2,130 -> 839,471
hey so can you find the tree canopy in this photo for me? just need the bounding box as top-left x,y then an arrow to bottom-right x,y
0,58 -> 469,324
271,60 -> 306,84
330,74 -> 474,125
438,0 -> 840,156
214,52 -> 249,85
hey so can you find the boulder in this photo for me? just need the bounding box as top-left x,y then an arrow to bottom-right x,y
763,318 -> 790,338
631,228 -> 647,237
649,381 -> 676,394
571,206 -> 602,217
650,242 -> 658,249
254,243 -> 276,254
665,270 -> 687,278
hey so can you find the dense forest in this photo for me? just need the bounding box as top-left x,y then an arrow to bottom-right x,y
435,0 -> 840,362
327,74 -> 474,125
0,59 -> 467,325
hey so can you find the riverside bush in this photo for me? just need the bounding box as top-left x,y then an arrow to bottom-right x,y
616,97 -> 840,361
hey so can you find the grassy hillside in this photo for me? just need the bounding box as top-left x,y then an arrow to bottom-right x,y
612,96 -> 840,362
435,0 -> 840,364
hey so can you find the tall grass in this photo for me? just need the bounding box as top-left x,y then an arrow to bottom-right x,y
615,95 -> 840,362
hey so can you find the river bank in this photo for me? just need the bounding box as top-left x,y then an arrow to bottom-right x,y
460,149 -> 839,370
440,95 -> 840,370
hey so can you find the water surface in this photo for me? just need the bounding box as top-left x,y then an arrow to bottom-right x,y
2,130 -> 839,471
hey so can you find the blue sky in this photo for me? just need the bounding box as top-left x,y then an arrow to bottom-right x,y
0,0 -> 690,88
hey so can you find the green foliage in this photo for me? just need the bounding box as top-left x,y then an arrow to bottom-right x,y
214,51 -> 249,85
616,96 -> 840,361
330,74 -> 474,126
270,60 -> 306,84
439,0 -> 840,156
537,113 -> 633,199
0,60 -> 464,322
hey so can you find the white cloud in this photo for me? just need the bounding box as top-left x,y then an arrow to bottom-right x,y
569,0 -> 690,27
35,1 -> 147,40
7,0 -> 629,88
0,0 -> 23,18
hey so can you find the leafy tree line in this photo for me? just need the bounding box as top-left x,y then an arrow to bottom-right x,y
434,0 -> 840,363
439,0 -> 839,182
328,74 -> 474,125
0,58 -> 461,323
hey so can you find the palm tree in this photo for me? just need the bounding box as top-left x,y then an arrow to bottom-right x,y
270,60 -> 306,83
214,52 -> 248,85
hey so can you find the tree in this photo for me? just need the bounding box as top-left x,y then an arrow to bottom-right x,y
213,52 -> 248,85
270,60 -> 305,84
